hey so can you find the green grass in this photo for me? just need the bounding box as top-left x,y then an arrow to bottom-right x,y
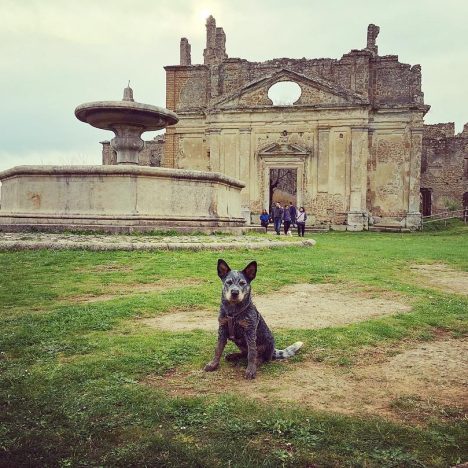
1,223 -> 467,467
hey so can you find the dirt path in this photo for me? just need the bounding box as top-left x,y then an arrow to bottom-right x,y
410,263 -> 468,295
66,278 -> 204,303
142,283 -> 411,331
0,232 -> 314,251
147,339 -> 467,423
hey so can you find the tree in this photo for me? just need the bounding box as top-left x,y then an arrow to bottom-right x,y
269,168 -> 296,208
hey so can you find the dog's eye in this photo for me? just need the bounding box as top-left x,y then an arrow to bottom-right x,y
239,280 -> 246,286
226,280 -> 233,285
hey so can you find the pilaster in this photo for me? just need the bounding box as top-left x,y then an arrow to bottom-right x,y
317,126 -> 330,193
207,128 -> 221,173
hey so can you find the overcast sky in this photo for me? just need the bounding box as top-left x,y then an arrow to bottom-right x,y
1,0 -> 467,171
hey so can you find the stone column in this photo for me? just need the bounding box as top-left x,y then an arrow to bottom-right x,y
239,128 -> 252,224
180,38 -> 191,66
406,127 -> 424,229
347,126 -> 369,230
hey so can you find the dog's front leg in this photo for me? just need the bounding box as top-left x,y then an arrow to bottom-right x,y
244,329 -> 258,380
204,326 -> 227,372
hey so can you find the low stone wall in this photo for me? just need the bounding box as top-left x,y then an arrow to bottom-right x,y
0,165 -> 245,233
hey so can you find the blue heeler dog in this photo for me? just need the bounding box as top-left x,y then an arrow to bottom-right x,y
204,259 -> 303,379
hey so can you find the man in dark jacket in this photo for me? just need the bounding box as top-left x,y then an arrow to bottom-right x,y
271,202 -> 283,235
289,202 -> 297,227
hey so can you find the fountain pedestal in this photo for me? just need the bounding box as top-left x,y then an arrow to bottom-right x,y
110,126 -> 145,165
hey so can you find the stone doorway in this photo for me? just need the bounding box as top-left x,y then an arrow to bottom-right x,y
269,168 -> 297,210
420,188 -> 432,216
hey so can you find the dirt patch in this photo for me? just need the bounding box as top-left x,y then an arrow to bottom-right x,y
142,283 -> 411,331
65,278 -> 203,303
147,339 -> 467,423
410,263 -> 468,295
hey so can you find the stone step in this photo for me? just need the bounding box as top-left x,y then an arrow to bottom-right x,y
369,225 -> 411,233
246,224 -> 329,233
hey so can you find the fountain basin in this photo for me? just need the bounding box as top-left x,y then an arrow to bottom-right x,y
0,165 -> 245,233
75,101 -> 178,131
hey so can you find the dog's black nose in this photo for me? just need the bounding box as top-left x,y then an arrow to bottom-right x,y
231,289 -> 240,297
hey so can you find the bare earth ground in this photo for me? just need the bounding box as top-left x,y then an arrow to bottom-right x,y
142,283 -> 411,331
147,339 -> 468,423
410,263 -> 468,295
66,278 -> 203,304
143,270 -> 467,423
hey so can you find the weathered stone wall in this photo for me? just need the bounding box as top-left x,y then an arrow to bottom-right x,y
421,123 -> 468,212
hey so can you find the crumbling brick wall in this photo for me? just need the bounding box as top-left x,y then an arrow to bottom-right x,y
421,123 -> 468,212
165,18 -> 422,114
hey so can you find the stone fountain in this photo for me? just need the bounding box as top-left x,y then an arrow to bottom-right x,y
75,83 -> 178,165
0,86 -> 245,233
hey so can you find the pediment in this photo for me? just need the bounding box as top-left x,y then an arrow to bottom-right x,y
258,142 -> 309,156
212,68 -> 367,109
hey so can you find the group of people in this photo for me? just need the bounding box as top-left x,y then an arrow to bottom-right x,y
260,202 -> 307,237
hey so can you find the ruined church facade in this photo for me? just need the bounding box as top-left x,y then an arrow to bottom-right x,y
161,17 -> 429,229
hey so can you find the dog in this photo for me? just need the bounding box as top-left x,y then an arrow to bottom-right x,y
204,259 -> 303,379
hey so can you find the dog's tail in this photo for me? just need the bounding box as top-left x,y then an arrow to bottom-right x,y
273,341 -> 303,359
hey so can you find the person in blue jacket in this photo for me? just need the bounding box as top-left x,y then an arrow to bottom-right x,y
259,209 -> 270,233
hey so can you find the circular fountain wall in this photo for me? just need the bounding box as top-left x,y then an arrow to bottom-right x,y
0,165 -> 245,233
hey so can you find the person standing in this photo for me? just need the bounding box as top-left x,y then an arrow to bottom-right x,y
259,209 -> 270,233
296,206 -> 307,237
282,204 -> 292,235
271,202 -> 283,235
289,202 -> 297,227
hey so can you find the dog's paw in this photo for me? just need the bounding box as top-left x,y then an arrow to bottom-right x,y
244,367 -> 257,379
204,362 -> 219,372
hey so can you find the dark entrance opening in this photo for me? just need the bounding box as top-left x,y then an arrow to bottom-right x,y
269,168 -> 297,210
463,192 -> 468,209
420,188 -> 432,216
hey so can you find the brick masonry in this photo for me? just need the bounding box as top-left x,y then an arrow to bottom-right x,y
421,123 -> 468,213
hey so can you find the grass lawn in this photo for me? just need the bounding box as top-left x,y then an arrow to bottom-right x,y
1,222 -> 467,467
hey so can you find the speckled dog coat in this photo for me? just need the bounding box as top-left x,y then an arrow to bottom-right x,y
204,259 -> 303,379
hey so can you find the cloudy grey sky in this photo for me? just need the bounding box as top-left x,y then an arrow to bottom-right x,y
1,0 -> 467,171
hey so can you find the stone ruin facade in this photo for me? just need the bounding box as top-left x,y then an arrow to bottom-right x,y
164,17 -> 429,230
102,16 -> 467,228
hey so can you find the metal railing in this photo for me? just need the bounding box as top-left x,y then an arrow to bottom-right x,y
421,208 -> 467,229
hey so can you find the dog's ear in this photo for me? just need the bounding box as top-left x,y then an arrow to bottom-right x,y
242,261 -> 257,283
217,259 -> 231,280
